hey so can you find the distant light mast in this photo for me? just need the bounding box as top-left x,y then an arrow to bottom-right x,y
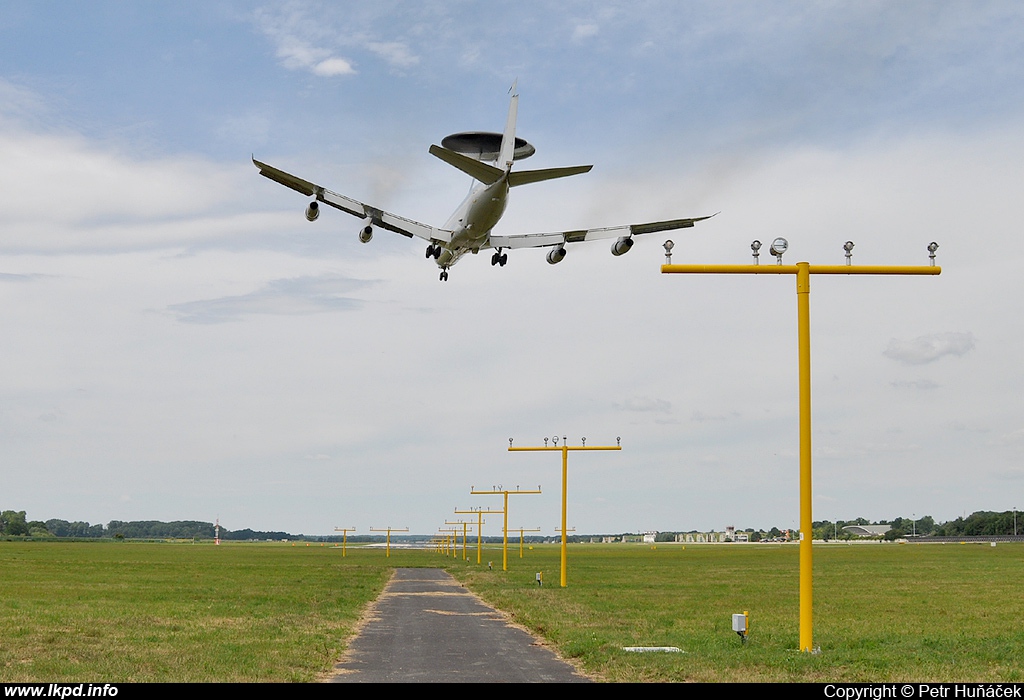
215,517 -> 221,546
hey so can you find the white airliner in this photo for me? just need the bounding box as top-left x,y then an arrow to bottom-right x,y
253,84 -> 714,281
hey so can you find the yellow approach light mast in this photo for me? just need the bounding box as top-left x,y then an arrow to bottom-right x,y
333,527 -> 356,557
445,520 -> 473,561
454,507 -> 489,564
661,238 -> 941,652
508,436 -> 621,587
515,526 -> 542,558
470,485 -> 542,571
369,526 -> 409,558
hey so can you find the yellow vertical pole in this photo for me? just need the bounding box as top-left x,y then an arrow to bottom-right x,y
662,255 -> 939,652
796,262 -> 814,652
561,443 -> 568,588
477,512 -> 483,564
502,492 -> 509,571
507,441 -> 617,586
386,529 -> 391,558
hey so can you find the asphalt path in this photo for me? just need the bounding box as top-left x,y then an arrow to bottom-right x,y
329,568 -> 590,683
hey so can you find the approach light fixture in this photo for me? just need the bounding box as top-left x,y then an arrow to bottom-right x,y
844,241 -> 855,266
751,240 -> 762,265
928,241 -> 939,266
663,239 -> 675,264
770,237 -> 788,264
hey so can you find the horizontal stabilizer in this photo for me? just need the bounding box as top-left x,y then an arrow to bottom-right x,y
429,145 -> 504,185
508,165 -> 593,187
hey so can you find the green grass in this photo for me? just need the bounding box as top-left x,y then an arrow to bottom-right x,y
0,540 -> 434,682
443,541 -> 1024,682
3,540 -> 1022,682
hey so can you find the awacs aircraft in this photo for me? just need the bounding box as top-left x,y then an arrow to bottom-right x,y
253,84 -> 714,281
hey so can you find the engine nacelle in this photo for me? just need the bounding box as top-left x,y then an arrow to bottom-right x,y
546,245 -> 567,265
305,201 -> 319,222
358,225 -> 373,243
611,236 -> 634,256
606,236 -> 630,255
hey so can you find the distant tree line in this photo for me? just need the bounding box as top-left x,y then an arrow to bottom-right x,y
1,511 -> 304,540
812,511 -> 1021,540
3,508 -> 1022,540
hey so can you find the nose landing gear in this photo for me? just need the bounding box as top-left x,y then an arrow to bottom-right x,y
490,248 -> 508,267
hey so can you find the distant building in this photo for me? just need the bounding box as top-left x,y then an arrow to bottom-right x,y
842,524 -> 890,537
675,531 -> 728,543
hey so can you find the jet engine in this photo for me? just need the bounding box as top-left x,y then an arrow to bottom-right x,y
305,201 -> 319,222
546,245 -> 566,265
360,219 -> 376,245
611,236 -> 634,256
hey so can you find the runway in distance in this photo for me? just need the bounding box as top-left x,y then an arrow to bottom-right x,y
253,83 -> 715,281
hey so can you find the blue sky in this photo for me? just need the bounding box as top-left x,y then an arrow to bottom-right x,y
1,2 -> 1023,535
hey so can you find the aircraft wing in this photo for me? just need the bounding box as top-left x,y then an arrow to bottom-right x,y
488,213 -> 717,250
253,158 -> 454,244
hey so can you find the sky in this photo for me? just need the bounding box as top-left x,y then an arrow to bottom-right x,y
1,1 -> 1023,536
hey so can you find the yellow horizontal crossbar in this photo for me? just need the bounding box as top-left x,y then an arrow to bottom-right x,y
508,446 -> 622,452
661,264 -> 941,275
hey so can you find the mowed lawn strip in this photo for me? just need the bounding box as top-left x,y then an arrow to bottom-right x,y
444,542 -> 1024,683
0,541 -> 432,682
5,540 -> 1022,683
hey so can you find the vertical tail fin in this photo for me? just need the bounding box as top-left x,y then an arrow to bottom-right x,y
498,80 -> 518,172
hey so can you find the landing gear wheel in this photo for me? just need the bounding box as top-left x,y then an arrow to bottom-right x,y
499,253 -> 508,266
426,245 -> 434,259
490,253 -> 499,266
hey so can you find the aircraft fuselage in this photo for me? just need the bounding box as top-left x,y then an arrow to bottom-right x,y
436,174 -> 510,268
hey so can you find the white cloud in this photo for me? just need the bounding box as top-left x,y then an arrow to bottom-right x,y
614,396 -> 671,413
254,6 -> 357,78
691,411 -> 734,422
166,273 -> 372,323
252,6 -> 420,78
890,379 -> 940,391
572,23 -> 599,42
311,56 -> 356,77
883,332 -> 975,365
367,42 -> 419,69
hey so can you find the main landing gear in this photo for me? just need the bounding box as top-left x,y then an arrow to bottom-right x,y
490,248 -> 508,267
425,244 -> 442,259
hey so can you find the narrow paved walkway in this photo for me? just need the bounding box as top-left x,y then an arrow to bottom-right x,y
330,568 -> 590,683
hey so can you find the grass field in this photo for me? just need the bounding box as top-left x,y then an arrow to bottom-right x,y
0,541 -> 418,682
446,541 -> 1024,682
1,540 -> 1021,682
